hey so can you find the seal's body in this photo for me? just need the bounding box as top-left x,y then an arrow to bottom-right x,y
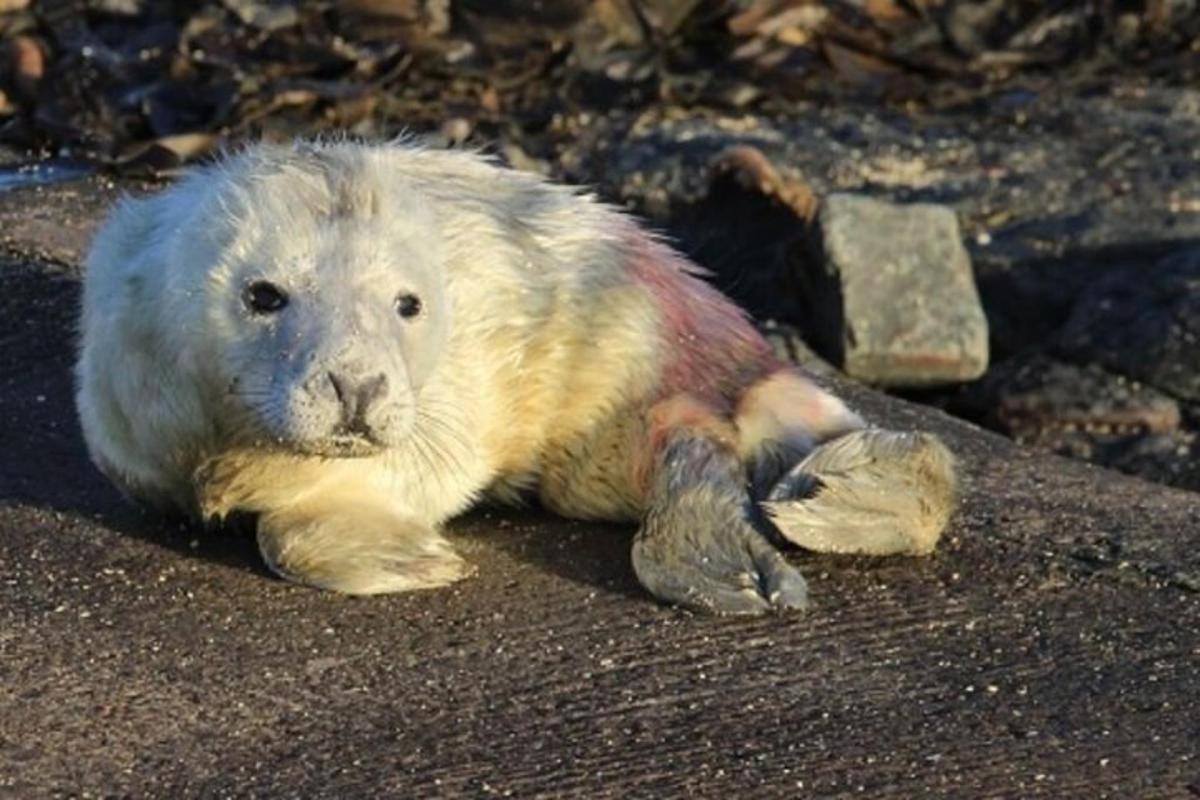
77,141 -> 956,612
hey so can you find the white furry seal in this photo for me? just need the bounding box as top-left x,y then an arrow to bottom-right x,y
76,140 -> 956,613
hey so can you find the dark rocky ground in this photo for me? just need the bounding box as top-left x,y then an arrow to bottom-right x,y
3,2 -> 1200,796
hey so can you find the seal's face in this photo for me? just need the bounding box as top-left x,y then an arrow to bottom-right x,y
207,162 -> 450,457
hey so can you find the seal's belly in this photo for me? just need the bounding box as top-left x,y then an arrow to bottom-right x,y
535,408 -> 648,523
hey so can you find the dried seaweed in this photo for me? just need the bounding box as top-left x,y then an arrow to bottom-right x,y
0,0 -> 1196,170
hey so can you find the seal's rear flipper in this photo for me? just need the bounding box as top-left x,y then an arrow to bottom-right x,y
632,395 -> 809,614
761,429 -> 957,556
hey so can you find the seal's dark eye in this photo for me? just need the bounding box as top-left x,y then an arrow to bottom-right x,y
396,292 -> 422,319
244,281 -> 288,314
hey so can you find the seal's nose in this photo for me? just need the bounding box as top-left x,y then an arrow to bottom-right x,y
327,371 -> 388,434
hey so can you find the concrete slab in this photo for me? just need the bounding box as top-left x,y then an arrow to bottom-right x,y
0,185 -> 1197,797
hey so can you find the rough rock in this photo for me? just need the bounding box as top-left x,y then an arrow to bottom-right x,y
805,193 -> 988,387
948,353 -> 1196,489
1101,424 -> 1200,490
1057,247 -> 1200,404
956,354 -> 1181,440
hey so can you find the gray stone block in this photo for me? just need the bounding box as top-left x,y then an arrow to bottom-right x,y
806,193 -> 989,387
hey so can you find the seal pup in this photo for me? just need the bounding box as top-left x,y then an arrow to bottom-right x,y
75,140 -> 956,613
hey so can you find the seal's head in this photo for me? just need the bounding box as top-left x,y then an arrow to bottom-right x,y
77,142 -> 454,510
204,147 -> 451,457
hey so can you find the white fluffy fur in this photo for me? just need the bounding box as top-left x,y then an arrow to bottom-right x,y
77,139 -> 949,600
77,139 -> 678,591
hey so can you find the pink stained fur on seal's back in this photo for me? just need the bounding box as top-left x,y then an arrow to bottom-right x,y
623,228 -> 780,413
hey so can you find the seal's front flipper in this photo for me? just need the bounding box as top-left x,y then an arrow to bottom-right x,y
762,429 -> 957,556
632,398 -> 808,614
256,495 -> 471,595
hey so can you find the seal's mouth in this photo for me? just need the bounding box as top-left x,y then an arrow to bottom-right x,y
320,432 -> 384,458
278,430 -> 385,459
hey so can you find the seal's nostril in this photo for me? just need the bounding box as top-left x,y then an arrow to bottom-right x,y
328,371 -> 347,404
359,373 -> 388,411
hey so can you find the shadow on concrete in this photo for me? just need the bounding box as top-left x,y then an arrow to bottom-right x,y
458,507 -> 646,601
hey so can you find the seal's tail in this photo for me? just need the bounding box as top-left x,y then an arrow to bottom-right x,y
760,429 -> 958,556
